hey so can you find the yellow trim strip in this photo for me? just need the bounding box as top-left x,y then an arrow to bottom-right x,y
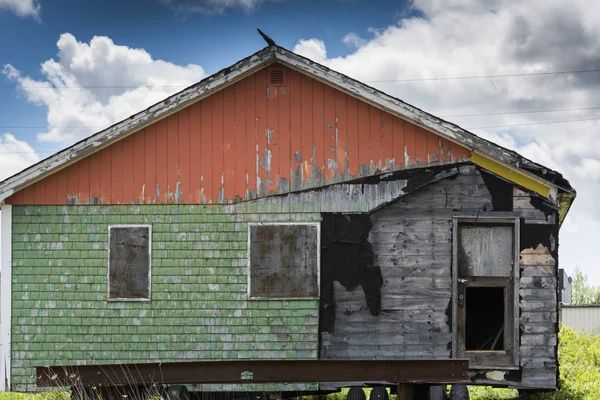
471,152 -> 551,199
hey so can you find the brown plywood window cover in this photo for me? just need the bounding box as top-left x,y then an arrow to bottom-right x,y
249,223 -> 319,299
268,67 -> 287,86
108,225 -> 151,300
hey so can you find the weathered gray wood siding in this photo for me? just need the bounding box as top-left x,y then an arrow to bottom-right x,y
320,169 -> 559,390
514,187 -> 558,389
320,165 -> 492,359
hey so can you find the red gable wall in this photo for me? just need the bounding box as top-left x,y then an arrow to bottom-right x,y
6,64 -> 471,205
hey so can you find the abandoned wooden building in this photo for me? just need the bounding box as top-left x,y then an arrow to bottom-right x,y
0,44 -> 575,398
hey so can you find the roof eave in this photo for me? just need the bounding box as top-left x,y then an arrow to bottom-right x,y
0,45 -> 575,222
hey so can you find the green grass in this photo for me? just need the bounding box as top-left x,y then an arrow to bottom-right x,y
469,386 -> 519,399
0,393 -> 69,400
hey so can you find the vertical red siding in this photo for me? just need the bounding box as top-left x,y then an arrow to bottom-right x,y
289,70 -> 302,185
381,111 -> 394,169
323,85 -> 336,181
100,149 -> 112,203
312,80 -> 324,183
392,117 -> 405,168
212,90 -> 224,202
278,80 -> 290,187
300,74 -> 313,183
369,106 -> 382,170
56,167 -> 69,204
200,97 -> 213,203
89,152 -> 102,202
245,75 -> 257,196
66,164 -> 78,204
155,119 -> 168,203
178,107 -> 191,203
346,96 -> 359,176
449,140 -> 471,161
234,81 -> 247,200
414,126 -> 429,167
22,184 -> 35,205
404,120 -> 416,167
34,179 -> 45,204
78,158 -> 90,204
122,136 -> 135,204
133,131 -> 145,203
335,90 -> 347,175
255,69 -> 268,194
144,126 -> 157,203
166,114 -> 179,202
223,85 -> 235,201
266,77 -> 279,193
110,141 -> 123,204
358,101 -> 370,173
189,103 -> 202,202
6,64 -> 471,205
44,173 -> 57,205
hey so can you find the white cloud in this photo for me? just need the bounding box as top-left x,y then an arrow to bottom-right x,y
342,33 -> 366,49
161,0 -> 278,14
0,133 -> 39,181
3,33 -> 205,144
294,0 -> 600,282
293,39 -> 328,64
0,0 -> 40,19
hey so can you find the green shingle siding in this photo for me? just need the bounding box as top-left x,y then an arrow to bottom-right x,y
11,205 -> 320,392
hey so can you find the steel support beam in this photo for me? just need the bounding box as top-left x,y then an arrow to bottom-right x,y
37,359 -> 468,388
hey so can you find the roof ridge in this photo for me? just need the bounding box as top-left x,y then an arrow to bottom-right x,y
0,44 -> 573,208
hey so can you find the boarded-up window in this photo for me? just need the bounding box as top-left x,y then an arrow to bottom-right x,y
249,224 -> 319,298
108,225 -> 151,300
459,225 -> 514,277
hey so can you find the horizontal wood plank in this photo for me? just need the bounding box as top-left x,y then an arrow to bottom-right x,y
520,311 -> 557,323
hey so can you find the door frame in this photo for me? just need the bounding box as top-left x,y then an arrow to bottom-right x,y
451,213 -> 520,369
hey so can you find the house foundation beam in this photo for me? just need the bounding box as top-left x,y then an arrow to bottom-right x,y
37,359 -> 468,388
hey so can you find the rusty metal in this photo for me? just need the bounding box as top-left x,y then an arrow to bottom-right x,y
37,359 -> 469,387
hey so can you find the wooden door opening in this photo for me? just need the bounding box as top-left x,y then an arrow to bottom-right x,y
452,215 -> 520,369
466,286 -> 504,351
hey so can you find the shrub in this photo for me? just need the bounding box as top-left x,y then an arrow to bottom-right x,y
470,327 -> 600,400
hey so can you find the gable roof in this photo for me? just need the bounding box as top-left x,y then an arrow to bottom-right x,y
0,45 -> 575,220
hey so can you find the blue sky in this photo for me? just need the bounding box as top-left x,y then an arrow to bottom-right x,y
0,0 -> 413,153
1,0 -> 600,283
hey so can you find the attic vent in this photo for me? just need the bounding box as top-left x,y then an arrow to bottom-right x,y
268,68 -> 286,86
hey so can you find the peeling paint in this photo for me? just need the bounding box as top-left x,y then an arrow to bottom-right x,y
327,159 -> 337,171
265,129 -> 274,144
2,46 -> 572,212
0,45 -> 571,212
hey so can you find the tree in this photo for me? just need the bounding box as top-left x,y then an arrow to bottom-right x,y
571,267 -> 600,305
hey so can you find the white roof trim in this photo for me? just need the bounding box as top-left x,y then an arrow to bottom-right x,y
0,45 -> 571,203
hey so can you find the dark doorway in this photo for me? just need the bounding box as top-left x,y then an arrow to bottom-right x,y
465,287 -> 504,350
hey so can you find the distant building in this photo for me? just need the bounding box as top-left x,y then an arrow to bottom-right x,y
561,305 -> 600,334
559,268 -> 572,305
